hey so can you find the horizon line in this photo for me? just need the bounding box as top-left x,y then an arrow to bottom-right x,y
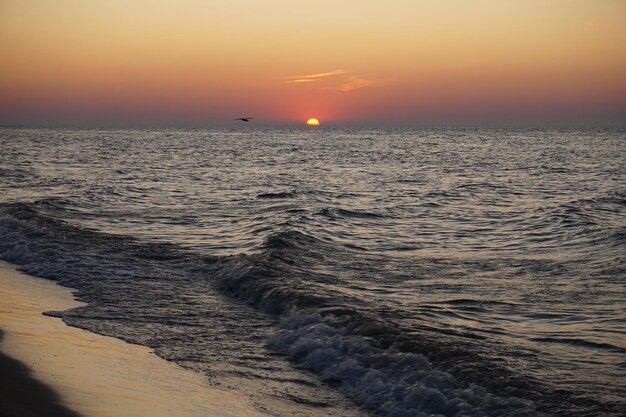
2,123 -> 625,130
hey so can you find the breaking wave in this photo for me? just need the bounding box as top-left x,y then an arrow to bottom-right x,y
2,202 -> 622,416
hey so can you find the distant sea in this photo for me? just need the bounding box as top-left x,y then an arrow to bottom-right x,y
1,127 -> 624,416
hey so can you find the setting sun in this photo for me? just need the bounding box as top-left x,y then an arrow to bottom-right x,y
306,118 -> 320,126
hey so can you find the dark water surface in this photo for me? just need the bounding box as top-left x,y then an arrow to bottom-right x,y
1,127 -> 624,416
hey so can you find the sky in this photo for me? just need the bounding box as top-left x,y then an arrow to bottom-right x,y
1,0 -> 625,127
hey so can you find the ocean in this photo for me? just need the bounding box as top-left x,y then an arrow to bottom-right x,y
1,127 -> 624,416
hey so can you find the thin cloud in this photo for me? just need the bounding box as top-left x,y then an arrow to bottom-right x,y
335,76 -> 392,92
285,69 -> 392,92
589,18 -> 607,26
285,69 -> 347,81
286,79 -> 319,83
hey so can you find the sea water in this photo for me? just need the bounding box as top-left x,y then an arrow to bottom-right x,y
1,127 -> 624,416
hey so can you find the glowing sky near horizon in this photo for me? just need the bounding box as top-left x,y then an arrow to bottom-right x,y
1,0 -> 625,126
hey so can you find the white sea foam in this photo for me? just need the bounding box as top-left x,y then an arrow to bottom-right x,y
269,310 -> 539,417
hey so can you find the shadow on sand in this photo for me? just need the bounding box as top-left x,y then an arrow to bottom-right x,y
0,328 -> 83,417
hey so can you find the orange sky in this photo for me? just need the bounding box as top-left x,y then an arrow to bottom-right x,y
1,0 -> 625,126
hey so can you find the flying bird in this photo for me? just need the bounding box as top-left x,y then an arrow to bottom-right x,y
234,117 -> 254,122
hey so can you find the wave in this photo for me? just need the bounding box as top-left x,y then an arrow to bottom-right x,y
0,202 -> 620,416
317,207 -> 385,219
217,229 -> 621,416
269,311 -> 538,417
257,191 -> 298,199
530,337 -> 626,354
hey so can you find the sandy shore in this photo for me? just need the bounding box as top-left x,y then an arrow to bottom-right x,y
0,261 -> 268,417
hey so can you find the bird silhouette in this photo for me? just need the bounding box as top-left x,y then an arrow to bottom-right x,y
234,117 -> 254,122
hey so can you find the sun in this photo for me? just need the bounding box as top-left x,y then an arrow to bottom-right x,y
306,118 -> 320,126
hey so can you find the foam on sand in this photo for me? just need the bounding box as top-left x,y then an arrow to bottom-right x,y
0,261 -> 268,417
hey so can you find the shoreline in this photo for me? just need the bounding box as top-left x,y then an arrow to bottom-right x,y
0,261 -> 267,417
